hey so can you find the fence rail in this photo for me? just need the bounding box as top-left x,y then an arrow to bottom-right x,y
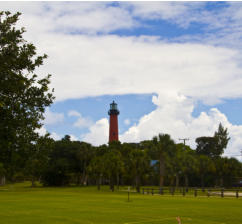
141,187 -> 241,198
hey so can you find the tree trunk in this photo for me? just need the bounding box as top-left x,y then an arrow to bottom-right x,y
81,161 -> 86,185
109,175 -> 114,191
170,176 -> 175,187
0,176 -> 5,186
116,172 -> 119,190
175,173 -> 179,188
135,175 -> 140,193
220,177 -> 224,187
76,173 -> 81,185
97,174 -> 102,190
159,153 -> 165,187
81,169 -> 86,185
185,174 -> 189,188
31,177 -> 36,187
85,175 -> 88,186
201,174 -> 205,191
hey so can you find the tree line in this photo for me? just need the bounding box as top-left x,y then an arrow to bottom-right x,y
0,11 -> 241,189
2,124 -> 241,190
20,124 -> 242,189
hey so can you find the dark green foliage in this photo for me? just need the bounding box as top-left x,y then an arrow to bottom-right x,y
42,157 -> 70,186
214,157 -> 242,187
197,155 -> 215,188
41,135 -> 94,186
4,128 -> 238,188
0,11 -> 54,182
1,128 -> 241,188
151,134 -> 175,187
25,135 -> 54,187
214,123 -> 230,156
196,123 -> 230,158
196,136 -> 217,157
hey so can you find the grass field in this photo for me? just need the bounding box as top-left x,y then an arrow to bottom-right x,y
0,183 -> 241,224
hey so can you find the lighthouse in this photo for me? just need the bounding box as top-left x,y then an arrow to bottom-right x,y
108,101 -> 120,142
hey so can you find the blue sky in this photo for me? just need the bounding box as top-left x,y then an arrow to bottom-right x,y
2,1 -> 242,160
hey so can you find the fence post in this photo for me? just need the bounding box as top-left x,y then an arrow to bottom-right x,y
182,188 -> 185,196
151,188 -> 154,196
142,188 -> 144,195
221,188 -> 224,198
207,189 -> 210,197
236,190 -> 239,198
194,188 -> 197,197
172,188 -> 174,196
160,187 -> 163,195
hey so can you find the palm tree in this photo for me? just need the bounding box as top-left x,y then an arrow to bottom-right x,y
177,145 -> 198,188
87,155 -> 105,190
197,155 -> 215,189
129,148 -> 150,192
103,150 -> 124,191
152,134 -> 175,187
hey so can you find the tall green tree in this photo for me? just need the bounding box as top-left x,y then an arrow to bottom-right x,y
126,146 -> 150,192
179,146 -> 198,188
213,157 -> 241,187
25,135 -> 53,187
103,149 -> 124,191
70,140 -> 94,185
196,123 -> 230,158
214,123 -> 230,156
195,136 -> 217,157
41,136 -> 72,186
0,163 -> 6,185
152,134 -> 175,187
88,154 -> 105,190
0,11 -> 54,181
197,155 -> 215,188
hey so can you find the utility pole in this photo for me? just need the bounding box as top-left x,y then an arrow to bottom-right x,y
179,138 -> 189,146
179,138 -> 189,150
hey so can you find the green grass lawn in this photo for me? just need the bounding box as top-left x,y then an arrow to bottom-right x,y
0,182 -> 241,224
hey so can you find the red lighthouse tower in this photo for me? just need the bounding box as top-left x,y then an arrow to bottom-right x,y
108,101 -> 120,142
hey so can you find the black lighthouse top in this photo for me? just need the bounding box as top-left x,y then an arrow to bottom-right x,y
108,100 -> 120,115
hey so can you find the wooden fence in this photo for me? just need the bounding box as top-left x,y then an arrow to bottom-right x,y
141,187 -> 241,198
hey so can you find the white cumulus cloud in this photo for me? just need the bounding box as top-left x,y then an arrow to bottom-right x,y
68,110 -> 93,128
3,2 -> 242,104
70,134 -> 78,141
33,34 -> 242,104
68,110 -> 81,117
120,93 -> 242,161
50,132 -> 61,141
36,126 -> 62,141
36,126 -> 48,136
82,118 -> 109,146
44,108 -> 64,125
